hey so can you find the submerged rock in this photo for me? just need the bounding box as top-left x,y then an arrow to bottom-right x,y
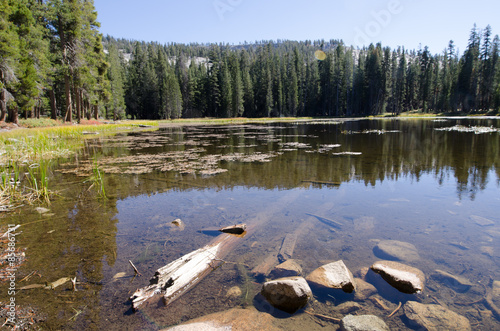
270,259 -> 302,278
404,301 -> 471,330
261,276 -> 312,314
470,215 -> 495,227
340,314 -> 389,331
35,207 -> 50,214
306,260 -> 356,293
225,286 -> 242,298
370,261 -> 424,294
353,278 -> 377,301
336,302 -> 362,315
431,270 -> 473,293
164,307 -> 280,331
373,240 -> 420,262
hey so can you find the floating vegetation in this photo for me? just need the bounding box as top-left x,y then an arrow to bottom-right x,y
332,152 -> 363,156
317,144 -> 341,153
435,125 -> 500,134
362,129 -> 401,134
342,130 -> 400,135
278,142 -> 312,149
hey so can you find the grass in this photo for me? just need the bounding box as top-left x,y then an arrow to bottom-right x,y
85,157 -> 106,199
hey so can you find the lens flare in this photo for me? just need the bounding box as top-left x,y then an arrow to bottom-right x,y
314,50 -> 326,61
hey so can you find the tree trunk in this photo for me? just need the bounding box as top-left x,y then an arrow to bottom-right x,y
93,104 -> 98,120
8,105 -> 18,125
75,87 -> 81,123
49,89 -> 57,120
64,74 -> 72,122
0,88 -> 7,122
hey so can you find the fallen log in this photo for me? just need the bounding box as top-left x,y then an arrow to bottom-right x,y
130,190 -> 304,311
130,233 -> 243,310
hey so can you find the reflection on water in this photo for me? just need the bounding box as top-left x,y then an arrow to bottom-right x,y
1,118 -> 499,330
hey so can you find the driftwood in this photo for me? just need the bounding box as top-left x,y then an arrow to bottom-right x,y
277,234 -> 297,263
130,233 -> 242,310
219,223 -> 247,235
306,213 -> 342,229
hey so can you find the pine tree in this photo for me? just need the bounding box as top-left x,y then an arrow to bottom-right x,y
106,43 -> 125,120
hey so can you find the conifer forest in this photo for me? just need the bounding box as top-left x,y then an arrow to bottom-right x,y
1,0 -> 500,123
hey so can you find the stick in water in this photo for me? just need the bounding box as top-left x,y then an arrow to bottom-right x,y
129,260 -> 142,276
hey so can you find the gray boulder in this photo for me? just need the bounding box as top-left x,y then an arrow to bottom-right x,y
261,276 -> 312,313
340,314 -> 389,331
404,301 -> 471,330
370,261 -> 424,294
306,260 -> 356,293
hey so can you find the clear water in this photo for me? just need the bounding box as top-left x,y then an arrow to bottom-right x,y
2,118 -> 499,330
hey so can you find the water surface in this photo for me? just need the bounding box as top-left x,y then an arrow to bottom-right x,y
2,118 -> 499,330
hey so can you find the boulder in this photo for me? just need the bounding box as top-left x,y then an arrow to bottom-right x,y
340,314 -> 389,331
431,270 -> 473,293
373,240 -> 420,262
370,261 -> 424,294
270,259 -> 302,278
404,301 -> 471,330
163,307 -> 281,331
306,260 -> 356,293
353,278 -> 377,301
260,276 -> 312,313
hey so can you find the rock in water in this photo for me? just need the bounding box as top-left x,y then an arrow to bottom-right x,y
404,301 -> 471,330
370,261 -> 424,294
470,215 -> 495,227
35,207 -> 50,214
306,260 -> 356,293
340,314 -> 389,331
373,240 -> 420,261
270,259 -> 303,278
164,307 -> 281,331
353,278 -> 377,301
431,270 -> 473,293
261,277 -> 312,314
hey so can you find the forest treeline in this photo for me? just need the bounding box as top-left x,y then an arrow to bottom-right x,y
1,0 -> 499,123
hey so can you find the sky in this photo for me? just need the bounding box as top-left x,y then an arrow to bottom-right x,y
94,0 -> 500,55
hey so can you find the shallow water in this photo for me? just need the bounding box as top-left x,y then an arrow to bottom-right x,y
1,118 -> 500,330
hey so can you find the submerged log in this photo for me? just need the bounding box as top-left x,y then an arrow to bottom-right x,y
130,233 -> 242,310
277,234 -> 297,263
306,213 -> 343,229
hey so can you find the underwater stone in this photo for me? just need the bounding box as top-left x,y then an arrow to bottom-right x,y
340,314 -> 389,331
404,301 -> 471,330
261,276 -> 312,314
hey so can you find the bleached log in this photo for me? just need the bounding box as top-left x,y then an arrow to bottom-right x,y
130,233 -> 240,310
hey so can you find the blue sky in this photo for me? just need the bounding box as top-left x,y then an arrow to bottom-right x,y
94,0 -> 499,54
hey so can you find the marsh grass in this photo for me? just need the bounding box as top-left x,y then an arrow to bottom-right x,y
0,121 -> 158,206
85,157 -> 106,199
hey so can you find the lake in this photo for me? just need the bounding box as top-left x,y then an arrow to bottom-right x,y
2,117 -> 499,330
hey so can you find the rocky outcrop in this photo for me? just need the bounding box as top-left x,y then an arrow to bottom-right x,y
261,276 -> 312,313
373,240 -> 420,261
404,301 -> 471,330
306,260 -> 356,293
270,259 -> 302,278
370,261 -> 424,294
340,314 -> 389,331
